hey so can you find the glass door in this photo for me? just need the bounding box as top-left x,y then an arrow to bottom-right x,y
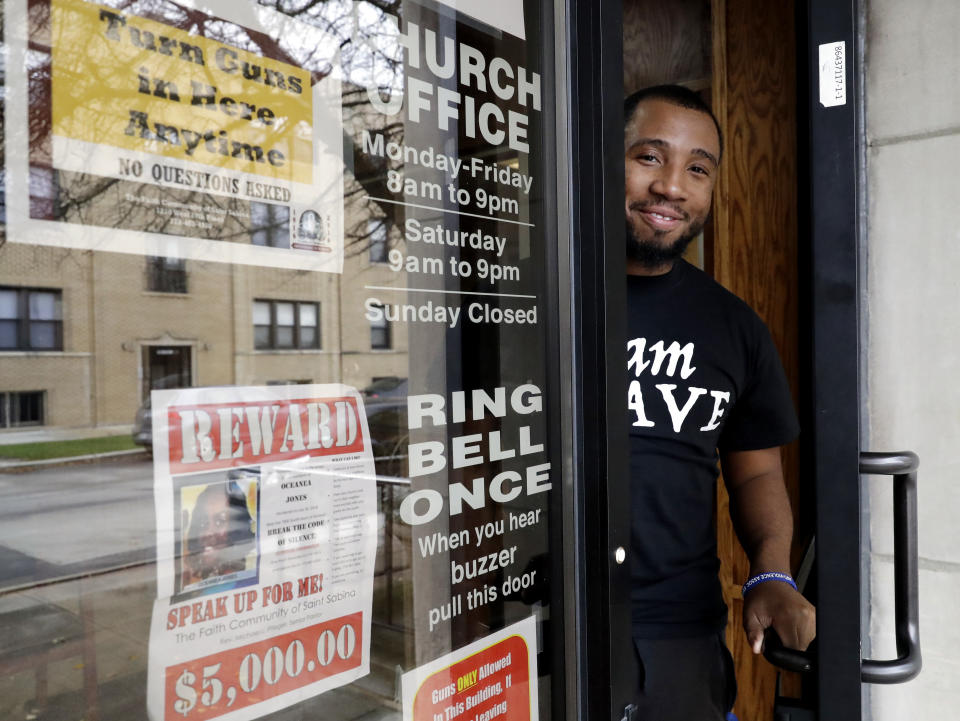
0,2 -> 575,720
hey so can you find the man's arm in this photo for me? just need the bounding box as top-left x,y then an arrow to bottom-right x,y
721,446 -> 816,653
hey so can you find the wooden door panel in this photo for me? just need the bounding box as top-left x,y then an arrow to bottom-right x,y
624,1 -> 804,719
713,1 -> 804,719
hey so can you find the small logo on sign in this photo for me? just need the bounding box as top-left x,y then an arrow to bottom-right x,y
293,209 -> 333,252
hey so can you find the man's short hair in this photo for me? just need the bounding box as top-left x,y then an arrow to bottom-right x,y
624,84 -> 723,161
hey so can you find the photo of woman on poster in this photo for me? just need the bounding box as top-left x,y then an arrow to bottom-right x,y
177,477 -> 259,598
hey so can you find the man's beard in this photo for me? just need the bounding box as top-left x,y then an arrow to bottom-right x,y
625,215 -> 705,268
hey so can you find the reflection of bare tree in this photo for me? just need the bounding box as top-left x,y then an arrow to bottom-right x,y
21,0 -> 407,256
342,83 -> 403,258
56,176 -> 121,223
27,0 -> 54,166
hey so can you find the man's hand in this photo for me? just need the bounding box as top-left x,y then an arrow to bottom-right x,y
743,580 -> 816,654
721,446 -> 817,654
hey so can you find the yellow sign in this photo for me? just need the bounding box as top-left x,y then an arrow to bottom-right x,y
51,0 -> 313,184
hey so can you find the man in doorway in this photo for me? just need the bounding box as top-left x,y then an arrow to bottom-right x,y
624,85 -> 816,720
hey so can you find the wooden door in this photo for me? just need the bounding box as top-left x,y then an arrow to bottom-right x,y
711,1 -> 806,719
624,1 -> 804,719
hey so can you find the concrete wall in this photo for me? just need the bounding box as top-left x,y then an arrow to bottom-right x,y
864,0 -> 960,717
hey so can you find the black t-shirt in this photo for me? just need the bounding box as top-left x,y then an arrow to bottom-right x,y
628,260 -> 799,638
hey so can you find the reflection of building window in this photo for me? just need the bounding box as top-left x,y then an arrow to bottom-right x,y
368,218 -> 389,263
146,257 -> 188,293
251,203 -> 290,248
30,166 -> 59,220
0,391 -> 45,427
370,305 -> 391,349
0,287 -> 63,351
253,300 -> 320,350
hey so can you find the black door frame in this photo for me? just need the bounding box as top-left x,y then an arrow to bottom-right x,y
562,1 -> 634,720
562,0 -> 869,719
800,0 -> 864,718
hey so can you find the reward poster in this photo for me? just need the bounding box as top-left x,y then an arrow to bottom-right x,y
147,384 -> 377,721
3,0 -> 345,272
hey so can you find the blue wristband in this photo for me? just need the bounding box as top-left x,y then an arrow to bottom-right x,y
741,571 -> 798,596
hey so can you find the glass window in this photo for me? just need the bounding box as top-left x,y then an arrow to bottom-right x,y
0,290 -> 17,317
252,301 -> 272,326
28,291 -> 59,320
253,300 -> 272,349
0,287 -> 63,350
254,299 -> 321,350
275,301 -> 295,348
0,390 -> 45,427
369,305 -> 391,349
368,218 -> 389,263
299,303 -> 317,327
251,202 -> 291,248
299,303 -> 318,347
0,289 -> 18,348
1,2 -> 564,720
14,390 -> 45,426
146,256 -> 188,293
28,321 -> 57,349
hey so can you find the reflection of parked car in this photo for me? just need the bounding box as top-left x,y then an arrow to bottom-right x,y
133,374 -> 188,454
361,377 -> 408,400
132,396 -> 152,454
365,401 -> 408,477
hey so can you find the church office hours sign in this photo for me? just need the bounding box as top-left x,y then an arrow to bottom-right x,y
3,0 -> 345,272
359,10 -> 542,331
353,4 -> 553,720
147,384 -> 378,721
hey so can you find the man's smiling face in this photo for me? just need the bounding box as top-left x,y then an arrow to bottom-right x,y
624,98 -> 721,272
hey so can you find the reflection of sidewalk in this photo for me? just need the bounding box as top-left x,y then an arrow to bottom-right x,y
0,565 -> 403,721
0,449 -> 145,472
0,424 -> 132,446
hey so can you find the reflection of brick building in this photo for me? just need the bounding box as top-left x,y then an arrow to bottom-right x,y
0,243 -> 407,432
0,106 -> 408,433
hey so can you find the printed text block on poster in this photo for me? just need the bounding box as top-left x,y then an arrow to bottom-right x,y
402,616 -> 539,721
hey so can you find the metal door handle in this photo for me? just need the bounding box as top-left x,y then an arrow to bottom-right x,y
859,451 -> 922,683
762,451 -> 922,684
762,629 -> 813,673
